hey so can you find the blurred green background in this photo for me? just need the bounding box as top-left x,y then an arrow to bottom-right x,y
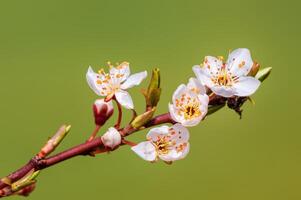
0,0 -> 299,199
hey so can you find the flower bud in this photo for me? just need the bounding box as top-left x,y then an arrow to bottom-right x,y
101,127 -> 121,149
143,68 -> 161,109
93,99 -> 114,126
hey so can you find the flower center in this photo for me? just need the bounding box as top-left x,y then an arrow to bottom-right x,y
153,136 -> 171,155
211,67 -> 238,87
175,94 -> 202,120
183,103 -> 201,120
96,68 -> 121,96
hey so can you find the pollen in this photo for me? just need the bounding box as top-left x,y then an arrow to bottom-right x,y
153,136 -> 171,155
211,68 -> 238,87
239,61 -> 245,68
183,103 -> 201,120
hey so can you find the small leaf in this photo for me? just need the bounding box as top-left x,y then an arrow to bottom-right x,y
11,171 -> 40,192
131,108 -> 156,129
255,67 -> 272,82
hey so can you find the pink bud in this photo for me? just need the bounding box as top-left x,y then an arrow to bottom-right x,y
93,99 -> 114,126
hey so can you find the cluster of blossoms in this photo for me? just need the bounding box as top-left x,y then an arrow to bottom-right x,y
86,48 -> 264,163
0,48 -> 271,198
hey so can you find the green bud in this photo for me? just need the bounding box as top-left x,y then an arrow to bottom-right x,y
144,68 -> 161,108
38,125 -> 71,158
53,125 -> 71,146
131,108 -> 156,129
12,171 -> 40,192
255,67 -> 272,82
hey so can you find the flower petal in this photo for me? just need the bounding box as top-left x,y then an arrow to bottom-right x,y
146,126 -> 170,142
187,77 -> 206,95
110,62 -> 130,82
168,103 -> 184,125
226,48 -> 253,77
201,56 -> 223,75
233,76 -> 261,97
169,123 -> 190,144
86,66 -> 109,96
131,141 -> 157,162
181,117 -> 202,127
115,90 -> 134,109
172,84 -> 187,102
192,65 -> 214,88
211,86 -> 235,97
120,71 -> 148,90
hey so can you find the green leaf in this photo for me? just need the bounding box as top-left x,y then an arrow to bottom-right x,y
255,67 -> 272,82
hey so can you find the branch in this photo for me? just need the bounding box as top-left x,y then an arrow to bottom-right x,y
0,112 -> 173,197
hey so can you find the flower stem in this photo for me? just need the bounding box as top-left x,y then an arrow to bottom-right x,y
113,96 -> 123,129
87,125 -> 101,142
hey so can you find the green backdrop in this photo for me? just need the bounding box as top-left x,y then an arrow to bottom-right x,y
0,0 -> 299,199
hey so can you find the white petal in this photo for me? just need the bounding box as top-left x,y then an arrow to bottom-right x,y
146,125 -> 170,142
110,62 -> 131,82
169,123 -> 190,144
115,90 -> 134,109
192,65 -> 214,88
198,93 -> 209,107
181,116 -> 202,127
227,48 -> 253,77
201,56 -> 223,75
233,76 -> 261,97
172,84 -> 187,102
168,103 -> 184,125
176,143 -> 190,160
211,86 -> 235,97
120,71 -> 148,90
86,66 -> 108,96
187,77 -> 206,95
131,141 -> 157,162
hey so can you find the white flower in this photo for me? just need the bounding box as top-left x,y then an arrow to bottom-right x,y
168,78 -> 209,127
101,127 -> 122,149
131,124 -> 190,162
86,62 -> 147,109
193,48 -> 261,97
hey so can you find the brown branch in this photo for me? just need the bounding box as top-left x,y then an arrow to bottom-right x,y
0,112 -> 173,197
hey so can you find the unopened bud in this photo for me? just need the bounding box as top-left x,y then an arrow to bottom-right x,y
143,68 -> 161,109
101,127 -> 121,149
93,99 -> 114,126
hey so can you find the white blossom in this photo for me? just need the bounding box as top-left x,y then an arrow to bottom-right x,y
169,78 -> 209,127
131,124 -> 190,162
193,48 -> 260,97
87,62 -> 147,109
